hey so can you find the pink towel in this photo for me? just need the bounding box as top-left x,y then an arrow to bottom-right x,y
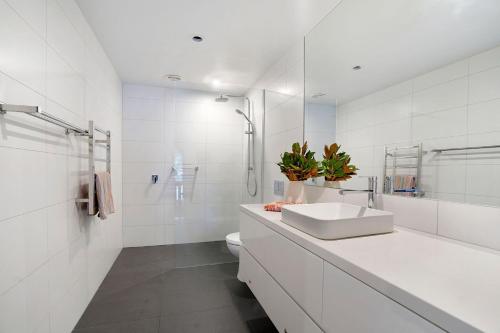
95,172 -> 115,220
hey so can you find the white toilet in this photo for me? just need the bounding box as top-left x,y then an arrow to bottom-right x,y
226,232 -> 241,258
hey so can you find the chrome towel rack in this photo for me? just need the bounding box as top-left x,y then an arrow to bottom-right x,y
0,103 -> 111,215
431,144 -> 500,153
383,144 -> 424,196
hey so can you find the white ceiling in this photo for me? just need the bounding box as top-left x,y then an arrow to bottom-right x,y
76,0 -> 339,95
305,0 -> 500,105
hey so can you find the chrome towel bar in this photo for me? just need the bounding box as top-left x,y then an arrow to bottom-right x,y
431,144 -> 500,153
1,103 -> 111,216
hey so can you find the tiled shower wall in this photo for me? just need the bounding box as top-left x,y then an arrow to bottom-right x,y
122,84 -> 244,246
336,45 -> 500,206
0,0 -> 123,332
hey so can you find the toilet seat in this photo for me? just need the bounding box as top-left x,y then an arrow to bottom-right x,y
226,232 -> 241,246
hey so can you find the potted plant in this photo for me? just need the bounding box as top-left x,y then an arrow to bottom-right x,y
277,142 -> 319,203
320,143 -> 358,188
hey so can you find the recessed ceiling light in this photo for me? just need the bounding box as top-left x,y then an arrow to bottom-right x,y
192,35 -> 204,42
312,93 -> 326,98
352,65 -> 362,71
212,79 -> 221,87
165,74 -> 181,81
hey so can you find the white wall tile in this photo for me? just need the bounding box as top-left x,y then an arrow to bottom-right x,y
469,45 -> 500,73
172,142 -> 206,165
0,2 -> 122,331
0,0 -> 46,93
469,67 -> 500,104
412,107 -> 467,141
412,78 -> 468,115
466,164 -> 500,197
381,195 -> 438,233
0,264 -> 50,333
468,99 -> 500,134
206,163 -> 243,184
206,124 -> 242,144
206,143 -> 243,164
123,225 -> 165,247
435,164 -> 467,194
174,123 -> 206,143
123,141 -> 166,162
373,118 -> 411,145
47,0 -> 85,73
122,85 -> 245,246
206,184 -> 242,204
122,84 -> 163,99
122,119 -> 162,142
123,97 -> 162,121
46,46 -> 85,116
123,162 -> 164,184
174,202 -> 205,224
5,0 -> 47,38
413,60 -> 468,92
373,95 -> 412,125
438,201 -> 500,251
0,148 -> 47,221
123,205 -> 163,226
0,209 -> 47,295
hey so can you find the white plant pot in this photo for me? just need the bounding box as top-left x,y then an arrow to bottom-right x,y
324,180 -> 341,189
285,181 -> 306,204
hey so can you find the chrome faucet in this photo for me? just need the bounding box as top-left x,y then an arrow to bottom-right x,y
339,176 -> 377,208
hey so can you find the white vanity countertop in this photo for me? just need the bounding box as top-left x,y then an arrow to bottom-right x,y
241,204 -> 500,333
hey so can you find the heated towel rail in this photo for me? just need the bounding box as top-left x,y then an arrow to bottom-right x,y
383,144 -> 424,196
0,103 -> 111,215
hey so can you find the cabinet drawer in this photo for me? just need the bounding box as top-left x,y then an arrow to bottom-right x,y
323,262 -> 445,333
239,247 -> 323,333
240,212 -> 323,323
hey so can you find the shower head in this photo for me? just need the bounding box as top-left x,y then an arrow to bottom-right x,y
215,94 -> 229,103
235,109 -> 253,125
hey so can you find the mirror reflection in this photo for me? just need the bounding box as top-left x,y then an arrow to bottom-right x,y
305,0 -> 500,206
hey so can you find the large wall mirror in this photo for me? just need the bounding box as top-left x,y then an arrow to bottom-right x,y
304,0 -> 500,206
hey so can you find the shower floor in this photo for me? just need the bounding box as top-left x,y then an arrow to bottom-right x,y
73,241 -> 277,333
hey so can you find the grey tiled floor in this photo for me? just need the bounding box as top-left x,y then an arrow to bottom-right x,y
73,241 -> 277,333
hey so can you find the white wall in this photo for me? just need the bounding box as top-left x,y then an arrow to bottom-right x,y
122,84 -> 245,246
0,0 -> 123,332
304,102 -> 336,160
250,40 -> 305,202
336,45 -> 500,206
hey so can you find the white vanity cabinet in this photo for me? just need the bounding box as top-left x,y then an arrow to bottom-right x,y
240,212 -> 324,323
239,208 -> 448,333
322,262 -> 445,333
239,247 -> 323,333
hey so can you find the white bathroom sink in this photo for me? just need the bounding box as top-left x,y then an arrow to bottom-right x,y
281,203 -> 394,240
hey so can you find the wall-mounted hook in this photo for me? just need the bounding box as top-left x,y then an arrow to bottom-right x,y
152,175 -> 159,184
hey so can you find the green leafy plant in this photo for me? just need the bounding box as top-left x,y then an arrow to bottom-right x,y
320,143 -> 358,181
277,142 -> 319,181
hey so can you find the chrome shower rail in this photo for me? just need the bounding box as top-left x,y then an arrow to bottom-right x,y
1,103 -> 111,216
431,145 -> 500,153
